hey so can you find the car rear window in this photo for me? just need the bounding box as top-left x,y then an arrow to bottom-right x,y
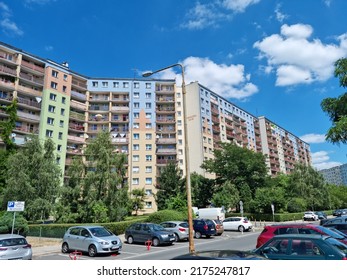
179,222 -> 189,228
0,238 -> 27,247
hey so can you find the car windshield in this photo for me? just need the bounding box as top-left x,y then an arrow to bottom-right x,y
317,226 -> 344,239
326,237 -> 347,254
149,224 -> 165,231
89,227 -> 112,237
0,238 -> 27,247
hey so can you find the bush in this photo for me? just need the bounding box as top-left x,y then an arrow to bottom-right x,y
0,212 -> 29,235
145,209 -> 187,224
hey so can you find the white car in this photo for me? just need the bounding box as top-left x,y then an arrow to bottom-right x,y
222,217 -> 252,232
303,211 -> 319,221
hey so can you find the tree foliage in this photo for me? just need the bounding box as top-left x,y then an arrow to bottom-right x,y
131,188 -> 146,216
2,135 -> 61,221
321,57 -> 347,144
190,172 -> 215,208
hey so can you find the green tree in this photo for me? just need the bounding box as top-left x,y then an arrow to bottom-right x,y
211,181 -> 239,211
155,162 -> 184,210
190,172 -> 215,208
0,98 -> 18,151
201,142 -> 268,210
251,186 -> 286,214
131,188 -> 146,215
2,135 -> 61,221
321,58 -> 347,144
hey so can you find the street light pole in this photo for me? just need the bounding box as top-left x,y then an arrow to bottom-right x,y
143,64 -> 195,253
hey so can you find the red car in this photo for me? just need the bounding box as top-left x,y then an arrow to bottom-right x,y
256,223 -> 347,248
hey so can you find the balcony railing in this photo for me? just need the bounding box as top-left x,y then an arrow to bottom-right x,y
19,72 -> 44,85
17,111 -> 40,121
70,100 -> 86,111
17,97 -> 41,109
69,123 -> 84,131
69,111 -> 85,121
21,60 -> 44,73
17,84 -> 41,96
71,79 -> 87,90
71,90 -> 86,101
67,135 -> 85,143
0,64 -> 17,76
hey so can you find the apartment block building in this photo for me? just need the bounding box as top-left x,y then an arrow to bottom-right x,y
0,42 -> 312,214
319,163 -> 347,186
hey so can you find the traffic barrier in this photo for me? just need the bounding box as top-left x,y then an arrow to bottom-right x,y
69,250 -> 82,260
145,239 -> 152,251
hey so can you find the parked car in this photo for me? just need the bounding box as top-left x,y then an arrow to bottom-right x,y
0,234 -> 32,260
222,217 -> 253,232
212,219 -> 224,236
315,211 -> 327,220
256,223 -> 347,248
171,249 -> 267,260
333,209 -> 347,217
253,234 -> 347,260
321,215 -> 347,225
192,219 -> 216,238
159,221 -> 191,242
323,222 -> 347,235
61,225 -> 122,257
125,223 -> 175,246
303,211 -> 318,221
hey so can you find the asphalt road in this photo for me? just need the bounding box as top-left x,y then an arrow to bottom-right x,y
33,230 -> 259,260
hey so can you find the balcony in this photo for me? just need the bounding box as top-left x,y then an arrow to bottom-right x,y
156,117 -> 175,123
21,60 -> 45,74
17,111 -> 40,122
111,117 -> 129,123
17,84 -> 41,96
71,90 -> 86,101
70,100 -> 86,111
14,125 -> 38,134
156,158 -> 177,165
156,106 -> 174,113
155,85 -> 174,93
67,135 -> 85,143
0,79 -> 15,90
0,51 -> 17,65
156,148 -> 177,155
156,96 -> 174,103
17,97 -> 41,109
0,64 -> 17,77
156,137 -> 176,144
111,106 -> 129,113
19,72 -> 44,86
71,79 -> 87,90
89,105 -> 109,112
69,111 -> 85,121
69,123 -> 84,131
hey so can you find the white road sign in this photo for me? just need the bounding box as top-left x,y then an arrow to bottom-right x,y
7,201 -> 25,212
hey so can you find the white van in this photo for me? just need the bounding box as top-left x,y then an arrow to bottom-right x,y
197,207 -> 225,221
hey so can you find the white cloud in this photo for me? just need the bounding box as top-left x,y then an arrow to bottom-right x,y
254,23 -> 347,86
300,133 -> 326,144
311,150 -> 342,170
222,0 -> 260,13
323,0 -> 332,7
274,4 -> 288,23
0,2 -> 10,17
1,18 -> 23,36
153,57 -> 258,100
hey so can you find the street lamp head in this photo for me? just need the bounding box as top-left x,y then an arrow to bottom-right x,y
142,71 -> 153,77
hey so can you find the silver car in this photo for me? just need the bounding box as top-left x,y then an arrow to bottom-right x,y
61,225 -> 122,257
160,221 -> 191,242
0,234 -> 32,260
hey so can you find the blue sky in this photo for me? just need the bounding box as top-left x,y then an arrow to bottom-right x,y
1,0 -> 347,170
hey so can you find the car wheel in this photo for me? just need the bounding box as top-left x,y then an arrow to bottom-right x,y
206,235 -> 211,238
174,233 -> 179,242
194,231 -> 202,239
238,225 -> 245,232
127,236 -> 134,244
152,238 -> 160,247
88,244 -> 97,257
61,242 -> 69,254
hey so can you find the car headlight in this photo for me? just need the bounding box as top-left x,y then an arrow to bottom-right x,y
161,234 -> 168,238
99,241 -> 110,245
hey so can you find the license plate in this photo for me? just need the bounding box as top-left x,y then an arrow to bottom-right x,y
170,238 -> 175,241
111,246 -> 119,250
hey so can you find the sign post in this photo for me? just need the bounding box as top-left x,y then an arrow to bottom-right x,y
271,203 -> 275,222
239,200 -> 244,217
7,201 -> 25,234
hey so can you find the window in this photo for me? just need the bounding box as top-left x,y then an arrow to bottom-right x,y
56,157 -> 61,165
145,202 -> 152,209
92,81 -> 98,87
133,123 -> 139,129
132,166 -> 139,173
133,133 -> 139,140
132,178 -> 139,185
145,103 -> 151,109
63,74 -> 68,81
146,123 -> 152,129
134,92 -> 140,98
52,70 -> 58,78
134,82 -> 139,88
134,112 -> 139,119
57,144 -> 62,152
145,133 -> 152,140
123,82 -> 129,88
102,82 -> 108,87
146,113 -> 151,119
48,105 -> 55,113
145,166 -> 152,173
58,132 -> 63,140
145,92 -> 151,99
146,144 -> 152,151
177,120 -> 182,126
145,189 -> 152,196
51,82 -> 58,89
113,82 -> 119,88
134,102 -> 140,109
145,83 -> 151,89
61,108 -> 65,116
146,155 -> 152,162
145,178 -> 152,185
50,93 -> 56,101
62,85 -> 67,93
47,117 -> 54,125
133,144 -> 139,150
46,130 -> 53,138
62,97 -> 66,104
132,155 -> 139,162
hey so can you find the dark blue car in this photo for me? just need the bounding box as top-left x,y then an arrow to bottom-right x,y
192,219 -> 216,238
